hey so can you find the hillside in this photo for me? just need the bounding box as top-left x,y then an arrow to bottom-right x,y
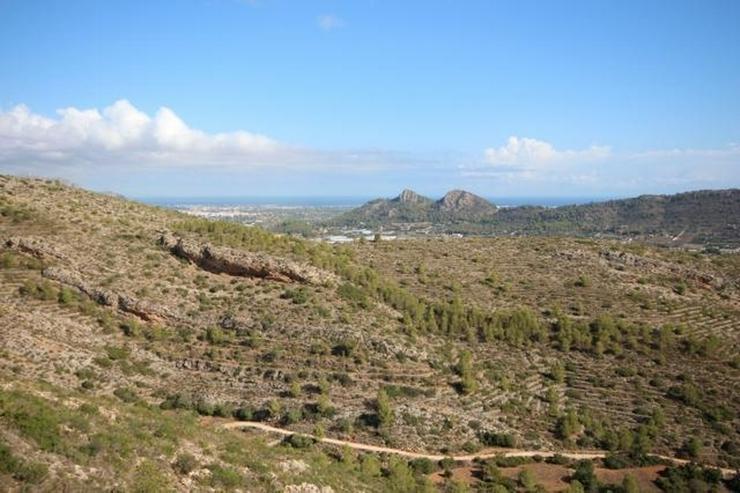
1,175 -> 739,492
336,189 -> 740,248
492,189 -> 740,246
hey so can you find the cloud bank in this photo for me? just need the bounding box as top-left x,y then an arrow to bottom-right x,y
0,100 -> 280,169
470,136 -> 740,193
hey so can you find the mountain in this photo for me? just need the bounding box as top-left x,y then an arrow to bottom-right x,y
1,175 -> 739,491
335,188 -> 497,225
337,188 -> 740,247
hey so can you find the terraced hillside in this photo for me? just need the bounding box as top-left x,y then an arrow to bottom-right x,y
1,175 -> 739,491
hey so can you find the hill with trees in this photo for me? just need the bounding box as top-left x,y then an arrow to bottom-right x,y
336,188 -> 740,248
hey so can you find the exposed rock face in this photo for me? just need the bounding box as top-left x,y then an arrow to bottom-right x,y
159,232 -> 336,285
42,266 -> 177,323
395,189 -> 430,205
42,266 -> 118,306
5,236 -> 70,262
116,294 -> 176,323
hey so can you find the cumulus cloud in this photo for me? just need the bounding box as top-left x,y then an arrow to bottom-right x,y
0,100 -> 438,176
0,100 -> 282,169
471,137 -> 740,192
317,14 -> 345,31
484,136 -> 610,169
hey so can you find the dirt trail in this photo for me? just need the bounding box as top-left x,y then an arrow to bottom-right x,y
222,421 -> 737,477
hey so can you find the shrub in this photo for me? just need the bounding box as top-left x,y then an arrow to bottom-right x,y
0,252 -> 17,268
205,326 -> 229,345
160,392 -> 194,410
337,283 -> 370,308
105,345 -> 129,360
409,457 -> 436,475
376,388 -> 394,428
283,434 -> 315,449
233,406 -> 254,421
113,387 -> 138,403
571,460 -> 598,492
281,287 -> 309,304
655,463 -> 721,492
361,454 -> 381,478
213,403 -> 234,418
57,287 -> 78,305
173,453 -> 198,475
121,319 -> 141,337
479,431 -> 517,448
12,460 -> 48,484
281,407 -> 303,425
673,282 -> 687,295
332,340 -> 356,357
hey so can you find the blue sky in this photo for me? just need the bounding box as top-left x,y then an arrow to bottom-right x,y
1,0 -> 739,198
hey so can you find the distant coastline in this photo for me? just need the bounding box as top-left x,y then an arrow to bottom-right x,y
137,195 -> 619,209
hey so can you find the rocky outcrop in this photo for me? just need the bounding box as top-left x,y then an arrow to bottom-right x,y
42,266 -> 177,323
159,232 -> 336,285
5,236 -> 70,262
437,190 -> 497,217
394,189 -> 431,205
42,266 -> 118,306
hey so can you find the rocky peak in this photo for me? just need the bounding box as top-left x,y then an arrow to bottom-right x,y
395,189 -> 426,204
437,190 -> 494,211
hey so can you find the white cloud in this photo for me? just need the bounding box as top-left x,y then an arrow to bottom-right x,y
473,137 -> 740,191
0,100 -> 281,169
0,100 -> 436,176
484,136 -> 610,169
317,14 -> 345,31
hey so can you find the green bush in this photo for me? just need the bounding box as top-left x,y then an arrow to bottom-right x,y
409,457 -> 436,475
479,431 -> 517,448
113,387 -> 138,403
57,287 -> 78,305
281,287 -> 309,304
105,345 -> 130,360
173,453 -> 198,475
655,463 -> 722,492
283,434 -> 315,449
233,406 -> 254,421
337,283 -> 370,308
12,460 -> 48,484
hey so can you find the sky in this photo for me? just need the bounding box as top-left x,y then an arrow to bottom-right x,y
1,0 -> 739,199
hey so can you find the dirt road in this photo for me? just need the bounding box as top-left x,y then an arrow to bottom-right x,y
221,420 -> 737,477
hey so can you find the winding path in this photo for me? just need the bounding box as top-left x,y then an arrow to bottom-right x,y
222,421 -> 737,478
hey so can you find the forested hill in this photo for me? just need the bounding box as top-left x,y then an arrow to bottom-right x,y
491,189 -> 740,246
